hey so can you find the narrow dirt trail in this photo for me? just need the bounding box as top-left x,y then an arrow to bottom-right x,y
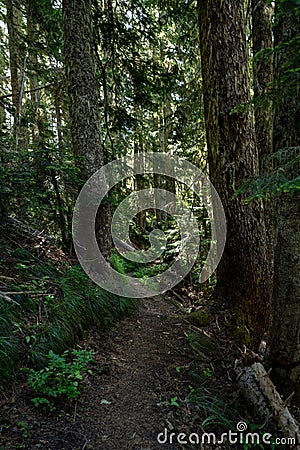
77,295 -> 195,450
1,295 -> 211,450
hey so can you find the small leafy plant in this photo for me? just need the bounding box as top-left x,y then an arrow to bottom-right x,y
27,348 -> 94,410
202,367 -> 213,378
169,396 -> 180,407
17,421 -> 29,438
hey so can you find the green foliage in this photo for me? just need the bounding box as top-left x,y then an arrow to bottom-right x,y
241,422 -> 286,450
16,422 -> 29,439
187,331 -> 214,357
236,147 -> 300,202
27,0 -> 63,60
169,396 -> 180,407
28,266 -> 137,366
91,0 -> 205,163
0,299 -> 20,380
186,386 -> 235,429
202,367 -> 213,378
133,262 -> 169,278
0,335 -> 19,380
110,202 -> 212,287
110,248 -> 140,274
0,142 -> 79,246
187,310 -> 211,327
27,349 -> 94,410
0,247 -> 136,384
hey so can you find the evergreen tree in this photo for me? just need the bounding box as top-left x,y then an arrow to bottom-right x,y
198,0 -> 272,349
266,0 -> 300,400
62,0 -> 111,258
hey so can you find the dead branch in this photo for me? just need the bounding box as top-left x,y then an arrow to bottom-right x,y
3,290 -> 45,296
0,292 -> 21,307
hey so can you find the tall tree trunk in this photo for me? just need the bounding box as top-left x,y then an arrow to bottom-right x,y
0,48 -> 7,220
26,0 -> 40,143
5,0 -> 27,148
155,97 -> 173,222
266,4 -> 300,401
5,0 -> 20,121
252,0 -> 274,311
198,0 -> 271,349
134,124 -> 146,231
252,0 -> 273,171
62,0 -> 111,259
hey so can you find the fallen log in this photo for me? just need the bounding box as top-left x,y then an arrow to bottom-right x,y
234,363 -> 272,423
252,362 -> 300,446
234,361 -> 300,448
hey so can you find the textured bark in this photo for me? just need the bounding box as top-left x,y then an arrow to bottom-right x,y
252,0 -> 274,313
134,135 -> 147,230
198,0 -> 271,349
63,0 -> 103,173
234,364 -> 272,423
266,7 -> 300,402
155,98 -> 174,222
235,362 -> 300,441
5,0 -> 27,148
252,0 -> 273,171
26,0 -> 40,142
252,363 -> 300,442
5,0 -> 20,118
62,0 -> 111,258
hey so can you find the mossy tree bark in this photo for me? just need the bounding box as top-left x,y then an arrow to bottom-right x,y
198,0 -> 271,349
266,5 -> 300,401
252,0 -> 273,171
252,0 -> 274,307
62,0 -> 111,258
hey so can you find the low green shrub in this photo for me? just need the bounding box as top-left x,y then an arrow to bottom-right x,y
27,349 -> 94,410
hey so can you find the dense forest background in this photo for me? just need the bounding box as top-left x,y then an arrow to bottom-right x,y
0,0 -> 299,448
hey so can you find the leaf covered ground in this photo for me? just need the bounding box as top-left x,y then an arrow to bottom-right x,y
0,221 -> 298,450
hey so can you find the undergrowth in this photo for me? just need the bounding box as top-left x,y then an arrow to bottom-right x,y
27,349 -> 94,411
0,237 -> 136,385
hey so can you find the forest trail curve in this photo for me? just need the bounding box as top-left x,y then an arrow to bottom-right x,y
1,295 -> 208,450
78,295 -> 194,450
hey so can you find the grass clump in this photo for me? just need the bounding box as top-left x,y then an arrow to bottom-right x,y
0,335 -> 19,381
27,265 -> 137,367
187,385 -> 235,430
0,258 -> 136,383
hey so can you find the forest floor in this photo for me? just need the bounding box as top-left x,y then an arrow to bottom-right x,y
0,222 -> 298,450
0,288 -> 250,450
